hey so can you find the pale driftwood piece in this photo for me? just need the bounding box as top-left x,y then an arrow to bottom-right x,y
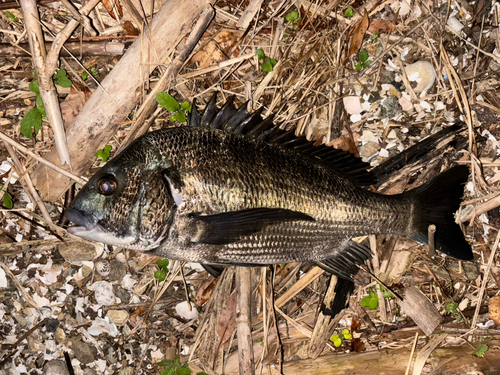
307,276 -> 339,359
0,42 -> 125,57
279,340 -> 500,375
235,0 -> 264,29
236,267 -> 255,375
117,5 -> 215,153
412,334 -> 447,375
0,131 -> 86,185
20,0 -> 102,169
398,286 -> 442,336
31,0 -> 210,201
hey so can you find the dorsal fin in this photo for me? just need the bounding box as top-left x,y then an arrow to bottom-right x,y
188,93 -> 377,186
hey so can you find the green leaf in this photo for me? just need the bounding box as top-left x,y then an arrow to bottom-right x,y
360,288 -> 379,310
285,9 -> 299,22
445,302 -> 458,314
261,57 -> 275,73
29,80 -> 39,94
53,69 -> 72,88
35,94 -> 46,117
196,373 -> 209,375
157,258 -> 170,268
157,360 -> 174,367
154,269 -> 167,281
180,101 -> 191,112
256,48 -> 265,60
5,11 -> 18,22
343,332 -> 352,339
160,367 -> 176,375
359,49 -> 369,63
474,344 -> 488,357
176,368 -> 191,375
3,191 -> 13,209
362,60 -> 372,68
355,62 -> 363,71
89,67 -> 99,76
95,145 -> 112,162
81,71 -> 88,80
157,92 -> 180,112
20,108 -> 42,139
344,7 -> 354,17
170,111 -> 186,123
330,334 -> 342,347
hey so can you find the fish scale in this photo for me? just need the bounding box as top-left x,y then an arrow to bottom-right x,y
65,94 -> 473,281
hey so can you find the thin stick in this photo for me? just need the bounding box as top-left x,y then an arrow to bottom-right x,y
4,142 -> 52,223
428,224 -> 436,257
236,267 -> 255,375
0,131 -> 86,184
471,229 -> 500,330
404,331 -> 419,375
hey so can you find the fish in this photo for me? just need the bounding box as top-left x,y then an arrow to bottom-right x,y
65,93 -> 473,281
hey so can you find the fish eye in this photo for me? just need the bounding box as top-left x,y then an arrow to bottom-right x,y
97,178 -> 117,196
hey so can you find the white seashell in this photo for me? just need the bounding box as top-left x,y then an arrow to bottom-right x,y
405,61 -> 436,93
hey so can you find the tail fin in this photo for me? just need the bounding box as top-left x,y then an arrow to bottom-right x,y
408,166 -> 472,260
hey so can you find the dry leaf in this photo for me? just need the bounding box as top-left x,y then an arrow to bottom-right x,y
60,91 -> 86,126
217,291 -> 236,346
368,19 -> 395,34
351,338 -> 365,352
123,20 -> 139,36
345,12 -> 369,63
195,276 -> 218,306
101,0 -> 123,20
327,136 -> 358,156
130,306 -> 147,323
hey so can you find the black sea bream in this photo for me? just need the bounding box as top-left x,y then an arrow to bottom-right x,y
65,94 -> 472,280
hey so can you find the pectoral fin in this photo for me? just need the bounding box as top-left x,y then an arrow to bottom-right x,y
190,208 -> 314,245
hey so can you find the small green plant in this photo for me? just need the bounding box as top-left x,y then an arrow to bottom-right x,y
21,70 -> 73,138
444,300 -> 463,322
370,31 -> 380,43
344,7 -> 354,17
95,145 -> 112,162
330,329 -> 352,347
156,92 -> 191,123
157,355 -> 207,375
256,48 -> 277,73
0,184 -> 13,209
257,338 -> 264,347
284,9 -> 302,30
53,69 -> 73,88
154,258 -> 170,281
375,283 -> 394,299
81,67 -> 99,80
360,288 -> 379,310
5,11 -> 18,22
472,344 -> 488,357
355,49 -> 371,72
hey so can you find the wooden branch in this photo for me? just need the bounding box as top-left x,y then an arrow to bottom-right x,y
0,42 -> 125,57
280,340 -> 500,375
117,5 -> 215,153
31,0 -> 210,201
236,267 -> 255,375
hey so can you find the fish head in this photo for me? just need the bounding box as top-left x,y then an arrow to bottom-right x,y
65,142 -> 177,251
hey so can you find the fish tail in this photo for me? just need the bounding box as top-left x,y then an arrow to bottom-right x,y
408,165 -> 473,260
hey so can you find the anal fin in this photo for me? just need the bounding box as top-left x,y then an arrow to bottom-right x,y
314,241 -> 373,282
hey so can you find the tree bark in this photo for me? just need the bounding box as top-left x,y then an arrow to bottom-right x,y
31,0 -> 210,201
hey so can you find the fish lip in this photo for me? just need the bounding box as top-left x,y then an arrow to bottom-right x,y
64,208 -> 98,231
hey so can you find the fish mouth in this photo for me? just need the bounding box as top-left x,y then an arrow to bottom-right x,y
65,207 -> 137,247
65,208 -> 98,233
